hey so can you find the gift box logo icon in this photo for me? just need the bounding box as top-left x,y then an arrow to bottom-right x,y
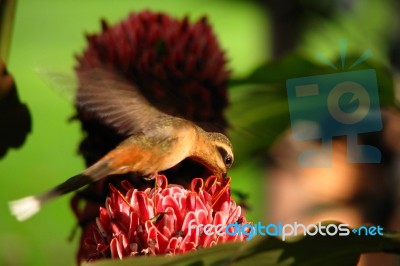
286,69 -> 382,167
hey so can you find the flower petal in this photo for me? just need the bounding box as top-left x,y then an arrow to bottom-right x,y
110,238 -> 125,259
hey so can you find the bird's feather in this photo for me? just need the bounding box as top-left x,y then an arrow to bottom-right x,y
76,67 -> 170,136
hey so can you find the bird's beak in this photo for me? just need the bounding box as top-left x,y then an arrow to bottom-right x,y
213,170 -> 227,181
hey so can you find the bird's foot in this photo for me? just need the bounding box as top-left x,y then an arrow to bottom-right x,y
143,173 -> 157,181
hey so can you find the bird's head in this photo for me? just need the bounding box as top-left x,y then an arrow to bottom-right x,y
191,131 -> 234,180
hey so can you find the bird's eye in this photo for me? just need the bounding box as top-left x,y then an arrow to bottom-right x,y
225,155 -> 233,168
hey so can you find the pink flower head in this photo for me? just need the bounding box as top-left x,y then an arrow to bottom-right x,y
80,175 -> 248,262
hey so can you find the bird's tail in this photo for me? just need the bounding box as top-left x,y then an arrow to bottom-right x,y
9,196 -> 42,222
9,160 -> 112,221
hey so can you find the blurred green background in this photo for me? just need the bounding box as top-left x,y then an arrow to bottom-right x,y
1,0 -> 399,265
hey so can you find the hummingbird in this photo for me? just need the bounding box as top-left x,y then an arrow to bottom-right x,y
9,67 -> 234,221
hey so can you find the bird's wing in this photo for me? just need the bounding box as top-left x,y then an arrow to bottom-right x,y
76,67 -> 169,136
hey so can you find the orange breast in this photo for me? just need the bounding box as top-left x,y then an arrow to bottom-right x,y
105,143 -> 157,174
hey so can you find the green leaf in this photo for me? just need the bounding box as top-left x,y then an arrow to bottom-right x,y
84,222 -> 400,266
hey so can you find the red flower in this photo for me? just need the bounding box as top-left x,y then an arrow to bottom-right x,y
79,175 -> 248,262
